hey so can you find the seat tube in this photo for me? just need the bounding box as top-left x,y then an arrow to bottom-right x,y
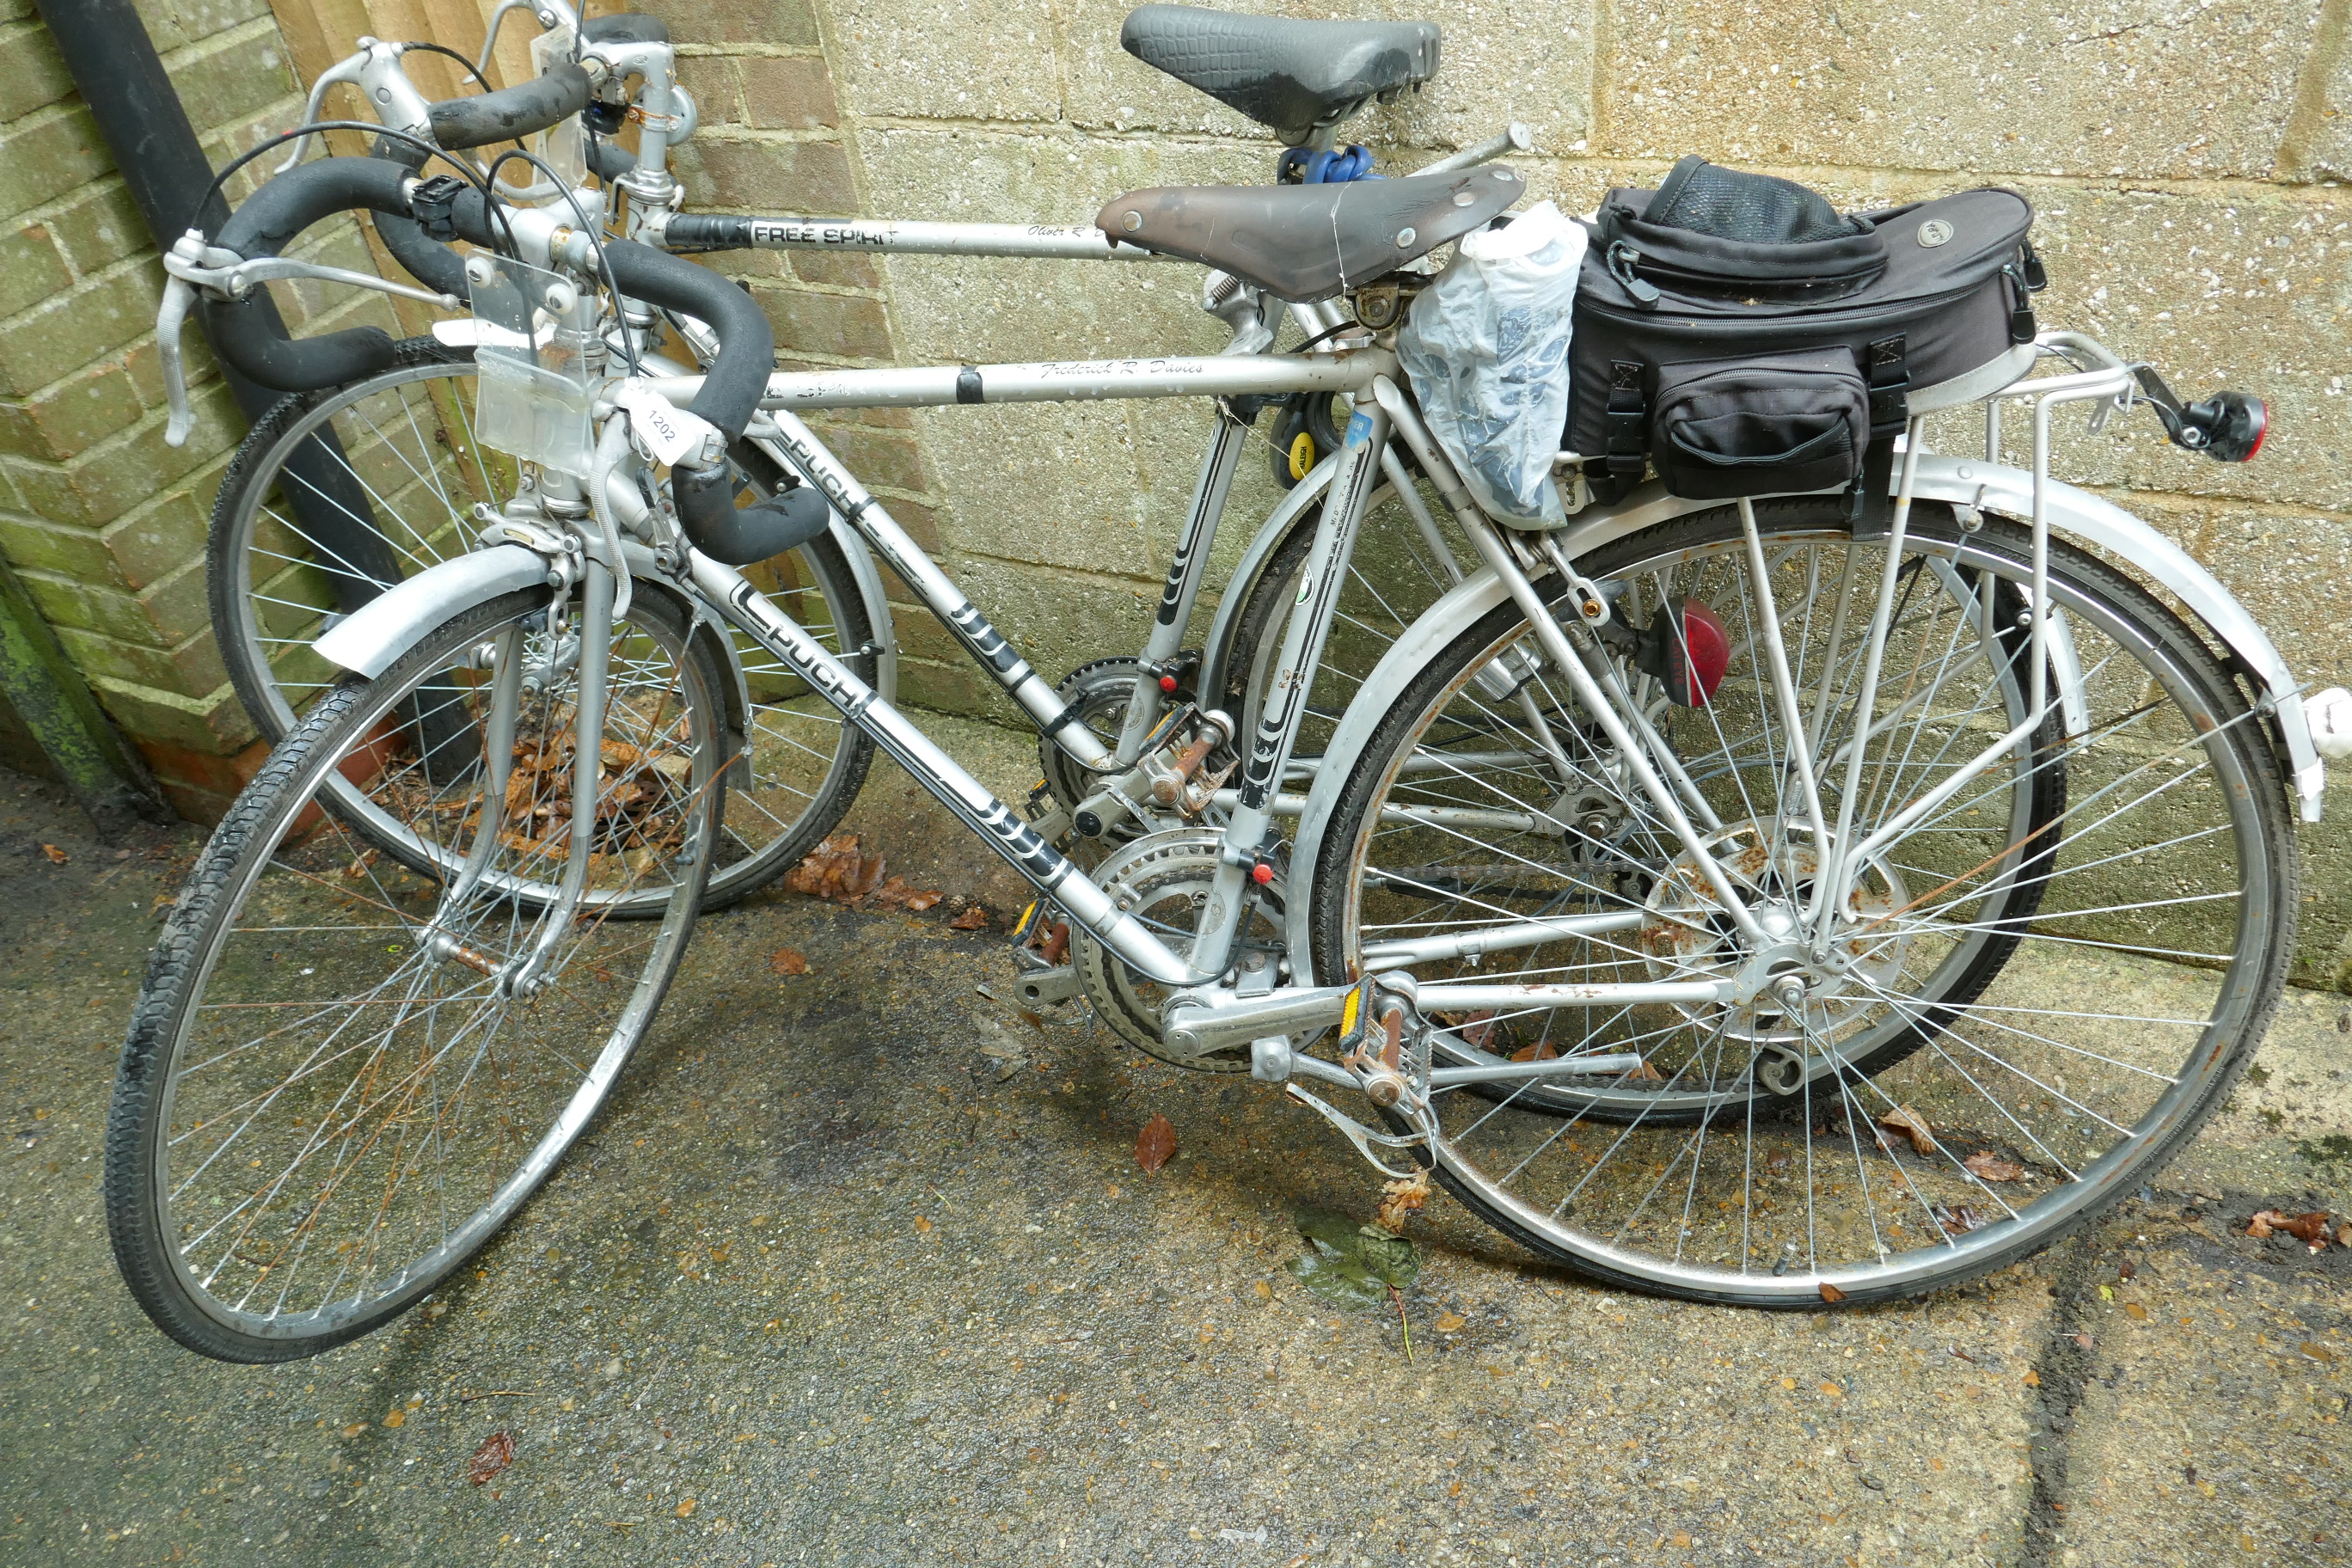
1190,394 -> 1391,977
1115,401 -> 1250,763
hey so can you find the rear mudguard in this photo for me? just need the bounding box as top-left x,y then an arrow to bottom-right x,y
1282,455 -> 2328,978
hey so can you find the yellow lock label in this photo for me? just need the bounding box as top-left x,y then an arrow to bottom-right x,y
1287,431 -> 1317,482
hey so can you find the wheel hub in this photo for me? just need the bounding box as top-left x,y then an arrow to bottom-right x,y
1637,820 -> 1909,1054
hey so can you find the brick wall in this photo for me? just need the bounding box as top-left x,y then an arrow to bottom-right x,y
4,0 -> 2349,978
0,0 -> 401,818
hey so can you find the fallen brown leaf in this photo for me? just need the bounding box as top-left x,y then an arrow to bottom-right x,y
913,1215 -> 932,1234
947,905 -> 989,931
1877,1105 -> 1937,1156
2123,1302 -> 2148,1321
383,1408 -> 406,1429
869,874 -> 945,912
1373,1168 -> 1431,1234
784,834 -> 886,903
1964,1150 -> 2024,1183
768,947 -> 808,976
1435,1311 -> 1467,1333
40,843 -> 65,865
1508,1039 -> 1559,1064
1135,1114 -> 1178,1173
468,1430 -> 514,1486
2248,1209 -> 2331,1247
675,1498 -> 696,1517
2023,1369 -> 2041,1387
1819,1283 -> 1847,1304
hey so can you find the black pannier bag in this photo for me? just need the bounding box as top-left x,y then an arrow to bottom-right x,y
1563,156 -> 2043,508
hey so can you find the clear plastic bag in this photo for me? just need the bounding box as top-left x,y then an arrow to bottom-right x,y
469,254 -> 596,477
1395,200 -> 1586,525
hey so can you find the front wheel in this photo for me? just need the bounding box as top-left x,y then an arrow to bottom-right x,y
106,584 -> 723,1360
1308,501 -> 2294,1306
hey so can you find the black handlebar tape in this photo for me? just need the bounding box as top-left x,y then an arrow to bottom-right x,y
202,152 -> 776,473
586,136 -> 637,183
426,62 -> 594,152
202,157 -> 420,392
580,13 -> 671,46
658,214 -> 755,254
670,481 -> 831,567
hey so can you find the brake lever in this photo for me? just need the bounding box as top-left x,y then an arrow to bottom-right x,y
157,273 -> 197,448
273,47 -> 373,174
156,227 -> 462,449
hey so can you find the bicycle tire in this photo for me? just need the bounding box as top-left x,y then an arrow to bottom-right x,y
1308,503 -> 2294,1306
107,585 -> 721,1360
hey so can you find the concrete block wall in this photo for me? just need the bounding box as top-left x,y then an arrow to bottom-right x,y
646,0 -> 2352,983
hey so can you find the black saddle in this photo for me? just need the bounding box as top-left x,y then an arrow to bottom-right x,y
1097,168 -> 1523,303
1121,4 -> 1441,145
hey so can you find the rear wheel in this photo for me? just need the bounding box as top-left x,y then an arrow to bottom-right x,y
1308,502 -> 2293,1305
106,585 -> 722,1360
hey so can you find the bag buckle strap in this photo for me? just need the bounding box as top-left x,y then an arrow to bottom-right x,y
1865,334 -> 1909,439
1604,359 -> 1648,477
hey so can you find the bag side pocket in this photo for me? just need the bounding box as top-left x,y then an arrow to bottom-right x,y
1651,349 -> 1870,500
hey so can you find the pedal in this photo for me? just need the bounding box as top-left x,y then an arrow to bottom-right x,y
1008,898 -> 1077,1007
1020,779 -> 1072,846
1011,964 -> 1081,1008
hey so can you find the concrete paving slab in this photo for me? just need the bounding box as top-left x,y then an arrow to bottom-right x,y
0,753 -> 2344,1566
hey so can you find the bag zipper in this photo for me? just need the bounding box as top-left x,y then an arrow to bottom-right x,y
1607,242 -> 1663,305
1580,273 -> 1994,337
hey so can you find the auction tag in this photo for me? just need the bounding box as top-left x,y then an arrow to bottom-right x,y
613,380 -> 719,468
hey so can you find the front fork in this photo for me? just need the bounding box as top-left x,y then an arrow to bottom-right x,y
423,560 -> 616,998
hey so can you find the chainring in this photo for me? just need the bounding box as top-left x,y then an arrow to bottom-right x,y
1069,827 -> 1287,1073
1038,657 -> 1148,815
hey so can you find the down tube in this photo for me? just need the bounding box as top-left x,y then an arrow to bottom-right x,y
686,553 -> 1202,988
753,408 -> 1115,770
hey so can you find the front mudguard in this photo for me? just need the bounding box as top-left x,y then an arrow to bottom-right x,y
311,543 -> 753,788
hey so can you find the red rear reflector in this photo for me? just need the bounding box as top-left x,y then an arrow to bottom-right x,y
1159,675 -> 1179,694
1679,600 -> 1731,705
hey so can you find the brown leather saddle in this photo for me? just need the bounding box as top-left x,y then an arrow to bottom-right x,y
1095,168 -> 1525,303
